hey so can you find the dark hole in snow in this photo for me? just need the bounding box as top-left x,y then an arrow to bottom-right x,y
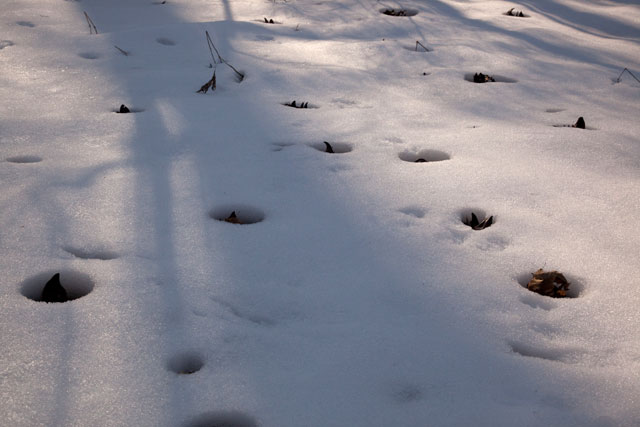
380,8 -> 418,17
516,271 -> 583,298
21,270 -> 94,302
464,73 -> 517,83
398,149 -> 450,163
167,352 -> 204,375
184,411 -> 258,427
6,155 -> 42,164
209,206 -> 265,225
460,209 -> 494,230
114,105 -> 144,113
156,37 -> 176,46
310,141 -> 352,154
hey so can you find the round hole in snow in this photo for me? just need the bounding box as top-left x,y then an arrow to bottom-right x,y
78,52 -> 100,59
167,353 -> 204,375
516,271 -> 583,299
184,411 -> 258,427
399,149 -> 450,163
6,155 -> 42,164
380,8 -> 418,17
459,208 -> 495,230
464,73 -> 517,83
20,270 -> 94,303
209,206 -> 265,225
310,141 -> 352,154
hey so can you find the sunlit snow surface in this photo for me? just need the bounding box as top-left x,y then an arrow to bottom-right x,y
1,0 -> 639,425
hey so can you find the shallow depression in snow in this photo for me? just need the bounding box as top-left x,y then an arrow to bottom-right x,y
167,352 -> 204,375
5,155 -> 42,164
398,149 -> 450,163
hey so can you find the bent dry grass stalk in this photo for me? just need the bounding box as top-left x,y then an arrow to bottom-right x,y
83,11 -> 98,34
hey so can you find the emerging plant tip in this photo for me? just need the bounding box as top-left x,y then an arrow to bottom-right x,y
224,211 -> 242,224
506,8 -> 525,17
119,104 -> 130,113
41,273 -> 68,303
463,212 -> 494,230
473,72 -> 495,83
197,71 -> 216,94
323,141 -> 334,153
573,117 -> 585,129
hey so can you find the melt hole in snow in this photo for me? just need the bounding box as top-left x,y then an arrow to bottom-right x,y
504,8 -> 530,18
16,21 -> 36,27
185,411 -> 258,427
464,73 -> 518,83
459,208 -> 494,230
113,105 -> 145,113
399,149 -> 450,163
156,37 -> 176,46
282,101 -> 317,109
311,141 -> 353,154
545,108 -> 565,113
167,353 -> 204,375
380,8 -> 418,17
63,246 -> 119,261
516,271 -> 583,298
209,206 -> 265,225
6,155 -> 42,164
78,52 -> 100,59
21,270 -> 94,303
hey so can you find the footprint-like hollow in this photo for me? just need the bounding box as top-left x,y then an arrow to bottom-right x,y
78,52 -> 100,59
399,206 -> 426,218
516,271 -> 583,298
156,37 -> 176,46
184,411 -> 258,427
20,270 -> 95,303
399,149 -> 450,163
6,155 -> 42,164
0,40 -> 15,50
464,73 -> 518,83
63,245 -> 119,261
508,341 -> 579,363
380,8 -> 418,17
209,206 -> 265,225
167,352 -> 204,375
311,141 -> 353,154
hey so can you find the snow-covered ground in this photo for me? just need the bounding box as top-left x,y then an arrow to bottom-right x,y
1,0 -> 639,425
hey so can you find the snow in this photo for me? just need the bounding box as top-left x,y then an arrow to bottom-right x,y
1,0 -> 639,425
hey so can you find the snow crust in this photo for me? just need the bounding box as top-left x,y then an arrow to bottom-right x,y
1,0 -> 639,425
